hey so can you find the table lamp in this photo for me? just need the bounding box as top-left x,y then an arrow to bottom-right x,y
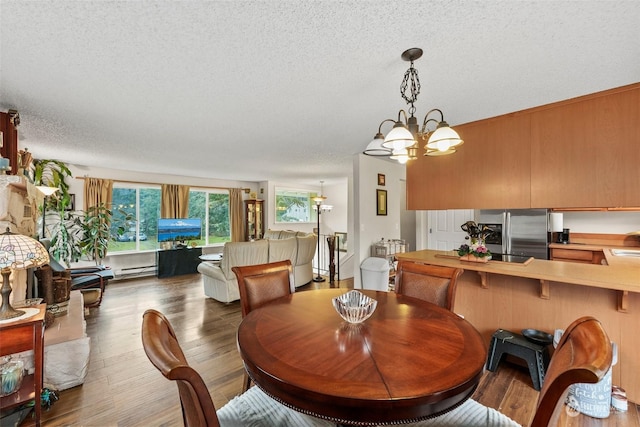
0,228 -> 50,320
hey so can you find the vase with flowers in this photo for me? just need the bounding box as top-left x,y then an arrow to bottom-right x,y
458,221 -> 493,263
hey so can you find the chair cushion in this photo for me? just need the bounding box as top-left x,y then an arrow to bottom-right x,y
217,386 -> 333,427
404,398 -> 521,427
218,389 -> 520,427
70,269 -> 115,289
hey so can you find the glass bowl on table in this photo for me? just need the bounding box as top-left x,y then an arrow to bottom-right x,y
332,290 -> 377,324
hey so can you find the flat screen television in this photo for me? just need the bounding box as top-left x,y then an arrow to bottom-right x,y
157,218 -> 202,243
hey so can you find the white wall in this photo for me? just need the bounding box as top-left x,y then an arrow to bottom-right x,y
562,211 -> 640,234
353,154 -> 405,288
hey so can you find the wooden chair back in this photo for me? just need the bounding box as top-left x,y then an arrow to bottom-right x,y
394,260 -> 463,311
530,316 -> 612,427
232,260 -> 295,318
141,309 -> 220,427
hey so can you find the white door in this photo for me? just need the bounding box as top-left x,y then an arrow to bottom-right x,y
427,210 -> 474,251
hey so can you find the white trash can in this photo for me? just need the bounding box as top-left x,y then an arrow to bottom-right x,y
360,257 -> 390,291
556,329 -> 618,418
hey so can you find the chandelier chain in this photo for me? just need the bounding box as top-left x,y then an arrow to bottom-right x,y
400,62 -> 421,110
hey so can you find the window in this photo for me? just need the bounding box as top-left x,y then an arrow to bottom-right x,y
188,190 -> 231,246
110,186 -> 161,253
109,185 -> 230,253
275,188 -> 318,223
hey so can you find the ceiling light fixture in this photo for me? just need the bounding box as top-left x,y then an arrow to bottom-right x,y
363,48 -> 464,162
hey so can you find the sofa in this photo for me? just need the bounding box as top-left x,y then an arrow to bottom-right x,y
198,230 -> 317,303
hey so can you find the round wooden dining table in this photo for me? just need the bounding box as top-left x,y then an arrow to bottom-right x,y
237,289 -> 487,425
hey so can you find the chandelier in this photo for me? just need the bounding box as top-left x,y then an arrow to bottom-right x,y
363,48 -> 464,163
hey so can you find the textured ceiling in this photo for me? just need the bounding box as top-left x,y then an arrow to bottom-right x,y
1,1 -> 639,185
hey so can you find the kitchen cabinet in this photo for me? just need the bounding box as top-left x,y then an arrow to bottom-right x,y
0,305 -> 45,425
407,113 -> 531,210
531,84 -> 640,208
245,199 -> 264,241
550,247 -> 606,265
406,82 -> 640,210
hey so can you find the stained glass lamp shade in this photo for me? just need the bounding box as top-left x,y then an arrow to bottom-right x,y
0,228 -> 50,320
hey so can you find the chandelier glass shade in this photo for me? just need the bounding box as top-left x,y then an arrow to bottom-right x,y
364,48 -> 463,162
363,133 -> 390,156
382,121 -> 415,150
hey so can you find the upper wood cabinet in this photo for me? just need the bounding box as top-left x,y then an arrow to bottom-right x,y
407,113 -> 531,210
407,82 -> 640,210
531,85 -> 640,208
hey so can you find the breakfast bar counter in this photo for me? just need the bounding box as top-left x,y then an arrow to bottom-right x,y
396,249 -> 640,294
395,249 -> 640,403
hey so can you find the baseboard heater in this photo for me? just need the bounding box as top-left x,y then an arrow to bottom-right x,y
115,265 -> 157,280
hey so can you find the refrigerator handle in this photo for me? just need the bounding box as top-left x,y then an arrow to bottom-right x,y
505,211 -> 511,254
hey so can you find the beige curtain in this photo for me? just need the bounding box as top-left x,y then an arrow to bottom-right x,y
83,177 -> 114,258
229,188 -> 244,242
83,178 -> 113,210
161,184 -> 190,218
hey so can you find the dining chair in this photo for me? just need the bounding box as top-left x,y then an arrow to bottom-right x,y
529,316 -> 612,427
232,259 -> 295,318
411,316 -> 612,427
394,260 -> 463,311
141,309 -> 333,427
232,259 -> 295,391
142,309 -> 220,426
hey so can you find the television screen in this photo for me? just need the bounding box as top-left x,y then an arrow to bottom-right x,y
157,218 -> 202,243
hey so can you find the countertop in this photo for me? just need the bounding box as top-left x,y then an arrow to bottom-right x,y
395,249 -> 640,294
549,242 -> 640,268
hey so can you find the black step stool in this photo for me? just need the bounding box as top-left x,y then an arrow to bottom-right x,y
486,329 -> 551,391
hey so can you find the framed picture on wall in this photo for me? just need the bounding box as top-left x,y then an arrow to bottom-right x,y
376,189 -> 387,216
378,173 -> 385,186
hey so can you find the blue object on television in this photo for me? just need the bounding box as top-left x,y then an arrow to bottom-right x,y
157,218 -> 202,242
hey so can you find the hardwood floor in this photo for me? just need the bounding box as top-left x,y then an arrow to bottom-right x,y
34,274 -> 638,426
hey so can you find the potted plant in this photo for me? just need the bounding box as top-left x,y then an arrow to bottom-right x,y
80,203 -> 113,266
48,209 -> 83,266
457,221 -> 493,263
32,159 -> 74,211
30,159 -> 82,266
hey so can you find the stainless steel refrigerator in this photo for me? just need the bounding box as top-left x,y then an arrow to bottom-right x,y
477,209 -> 549,261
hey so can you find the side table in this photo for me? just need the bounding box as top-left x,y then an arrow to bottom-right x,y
199,253 -> 222,264
0,304 -> 46,425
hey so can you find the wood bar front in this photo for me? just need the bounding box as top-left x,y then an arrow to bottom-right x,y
396,250 -> 640,403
